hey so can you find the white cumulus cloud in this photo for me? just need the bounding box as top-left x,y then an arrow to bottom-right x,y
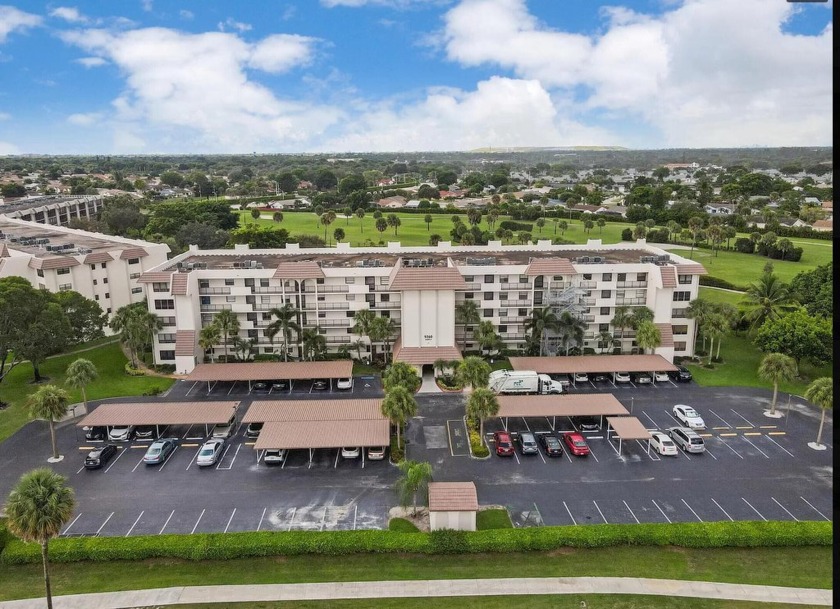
0,5 -> 41,43
76,56 -> 107,67
49,6 -> 88,23
67,112 -> 102,126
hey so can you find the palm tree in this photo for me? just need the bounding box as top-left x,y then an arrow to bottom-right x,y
711,302 -> 738,360
687,216 -> 704,258
758,353 -> 798,416
381,385 -> 417,449
352,309 -> 376,345
742,271 -> 796,330
355,207 -> 366,233
198,323 -> 221,362
265,304 -> 301,362
383,361 -> 421,393
556,311 -> 587,356
369,316 -> 396,363
707,224 -> 723,256
27,385 -> 70,462
300,327 -> 326,361
702,313 -> 729,365
666,220 -> 681,242
232,336 -> 256,361
213,309 -> 240,362
686,298 -> 711,355
109,303 -> 144,367
394,460 -> 432,517
610,305 -> 634,353
64,358 -> 97,414
596,218 -> 606,234
473,320 -> 501,357
375,217 -> 388,236
524,307 -> 559,356
630,306 -> 654,329
5,468 -> 75,609
634,320 -> 661,355
348,338 -> 366,362
457,355 -> 491,390
272,211 -> 284,224
466,387 -> 499,437
455,299 -> 481,350
804,377 -> 832,448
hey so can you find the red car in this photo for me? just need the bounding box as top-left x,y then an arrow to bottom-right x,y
563,431 -> 590,456
493,431 -> 515,457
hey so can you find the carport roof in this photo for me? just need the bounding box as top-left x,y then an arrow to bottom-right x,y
254,419 -> 390,450
508,355 -> 678,374
243,399 -> 384,423
186,361 -> 352,382
497,393 -> 628,418
77,401 -> 239,427
428,482 -> 478,512
606,416 -> 653,440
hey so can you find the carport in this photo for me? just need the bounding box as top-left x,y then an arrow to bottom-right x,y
509,355 -> 678,386
185,361 -> 353,394
76,401 -> 239,438
605,416 -> 653,456
244,399 -> 388,468
496,393 -> 629,430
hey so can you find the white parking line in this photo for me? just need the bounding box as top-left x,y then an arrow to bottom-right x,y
62,513 -> 82,535
218,444 -> 241,470
185,381 -> 198,396
637,440 -> 660,461
771,497 -> 798,521
652,499 -> 671,523
710,498 -> 734,521
126,511 -> 144,537
592,500 -> 608,523
588,445 -> 599,463
536,446 -> 547,464
730,409 -> 755,428
160,510 -> 175,534
287,507 -> 297,531
216,445 -> 231,470
131,452 -> 147,472
704,447 -> 718,460
715,437 -> 744,459
104,447 -> 127,473
563,501 -> 577,525
334,449 -> 341,468
640,411 -> 659,428
228,381 -> 237,395
224,508 -> 237,533
682,499 -> 703,522
800,497 -> 830,521
707,409 -> 733,428
741,498 -> 767,521
764,435 -> 795,457
741,436 -> 770,459
96,512 -> 114,536
353,505 -> 358,530
158,446 -> 178,471
191,509 -> 206,534
186,446 -> 201,470
76,464 -> 85,474
257,508 -> 267,531
319,506 -> 328,531
623,500 -> 640,524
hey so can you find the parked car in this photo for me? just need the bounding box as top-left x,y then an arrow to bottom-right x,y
538,434 -> 563,457
341,446 -> 360,459
108,425 -> 135,442
245,422 -> 263,439
336,377 -> 353,390
517,431 -> 539,455
143,437 -> 178,465
591,373 -> 609,383
252,381 -> 268,391
633,372 -> 652,384
573,372 -> 589,383
312,379 -> 328,390
135,425 -> 157,440
211,413 -> 237,439
570,415 -> 600,431
562,431 -> 591,456
367,446 -> 386,460
271,381 -> 288,391
263,449 -> 286,465
493,431 -> 515,457
84,426 -> 106,442
649,431 -> 678,456
614,371 -> 631,383
654,371 -> 671,383
669,365 -> 693,382
672,404 -> 706,430
84,444 -> 118,469
196,438 -> 226,467
667,427 -> 706,453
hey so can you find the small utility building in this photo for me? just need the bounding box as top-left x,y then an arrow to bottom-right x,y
428,481 -> 478,531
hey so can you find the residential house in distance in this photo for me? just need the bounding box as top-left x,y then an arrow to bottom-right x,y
811,219 -> 833,232
704,203 -> 736,215
378,196 -> 407,209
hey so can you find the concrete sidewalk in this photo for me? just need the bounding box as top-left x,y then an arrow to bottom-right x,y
0,577 -> 832,608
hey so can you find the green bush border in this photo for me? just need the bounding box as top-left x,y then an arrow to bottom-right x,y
0,521 -> 830,565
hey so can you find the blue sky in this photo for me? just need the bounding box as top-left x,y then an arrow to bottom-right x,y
0,0 -> 833,154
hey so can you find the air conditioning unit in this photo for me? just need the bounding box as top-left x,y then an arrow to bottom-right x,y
591,256 -> 604,263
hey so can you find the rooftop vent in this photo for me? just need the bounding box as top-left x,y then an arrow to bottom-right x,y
640,255 -> 658,264
465,256 -> 497,266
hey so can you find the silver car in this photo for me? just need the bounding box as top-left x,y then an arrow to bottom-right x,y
108,425 -> 135,442
667,427 -> 706,454
196,438 -> 226,467
517,431 -> 539,455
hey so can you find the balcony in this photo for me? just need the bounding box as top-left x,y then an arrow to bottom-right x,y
324,336 -> 351,344
499,333 -> 527,340
462,283 -> 481,291
499,300 -> 530,307
303,285 -> 350,293
372,302 -> 401,309
498,315 -> 526,322
252,287 -> 284,294
579,298 -> 596,306
617,281 -> 647,288
318,319 -> 352,328
198,287 -> 231,295
581,315 -> 596,323
302,302 -> 351,311
577,281 -> 597,289
500,282 -> 531,290
200,304 -> 232,311
613,330 -> 636,339
616,298 -> 647,306
549,281 -> 571,290
672,309 -> 688,318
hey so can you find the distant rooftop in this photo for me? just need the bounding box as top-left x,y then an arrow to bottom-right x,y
0,194 -> 101,214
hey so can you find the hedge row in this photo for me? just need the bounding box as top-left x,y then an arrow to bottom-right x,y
699,275 -> 743,291
0,521 -> 831,565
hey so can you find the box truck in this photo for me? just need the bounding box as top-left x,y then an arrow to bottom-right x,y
487,370 -> 564,395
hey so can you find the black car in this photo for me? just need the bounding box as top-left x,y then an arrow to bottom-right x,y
84,444 -> 118,469
84,426 -> 106,441
312,379 -> 328,390
538,434 -> 563,457
591,373 -> 610,383
245,422 -> 263,438
135,425 -> 158,440
570,415 -> 600,431
670,365 -> 693,382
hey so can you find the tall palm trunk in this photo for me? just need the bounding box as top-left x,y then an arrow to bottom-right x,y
42,540 -> 53,609
716,337 -> 722,360
769,381 -> 779,415
707,337 -> 714,366
816,410 -> 826,445
48,420 -> 58,460
81,387 -> 88,412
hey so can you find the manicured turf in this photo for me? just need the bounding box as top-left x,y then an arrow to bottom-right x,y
388,518 -> 420,533
0,342 -> 175,444
476,509 -> 513,530
0,547 -> 832,601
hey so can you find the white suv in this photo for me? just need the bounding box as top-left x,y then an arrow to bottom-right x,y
667,427 -> 705,453
211,413 -> 237,439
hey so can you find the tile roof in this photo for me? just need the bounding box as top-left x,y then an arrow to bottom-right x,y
606,416 -> 653,440
78,401 -> 239,427
136,271 -> 173,284
243,399 -> 384,423
170,272 -> 189,295
175,330 -> 196,356
676,263 -> 706,275
119,247 -> 149,259
28,256 -> 80,270
497,393 -> 629,418
524,257 -> 577,276
389,267 -> 466,290
186,360 -> 353,382
508,354 -> 678,374
428,482 -> 478,512
392,339 -> 462,366
83,251 -> 114,264
656,323 -> 674,348
254,419 -> 390,450
659,266 -> 677,288
272,261 -> 325,280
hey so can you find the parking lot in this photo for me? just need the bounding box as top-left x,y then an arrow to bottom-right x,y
173,375 -> 382,398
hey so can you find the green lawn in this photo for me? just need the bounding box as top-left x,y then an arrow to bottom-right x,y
0,342 -> 175,444
387,518 -> 420,533
476,509 -> 513,530
0,547 -> 831,602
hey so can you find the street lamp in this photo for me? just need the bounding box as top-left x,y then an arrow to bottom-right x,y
630,396 -> 634,414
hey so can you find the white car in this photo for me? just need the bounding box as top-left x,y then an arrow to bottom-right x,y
263,449 -> 286,465
367,446 -> 386,460
336,377 -> 353,390
672,404 -> 706,430
341,446 -> 360,459
649,431 -> 678,456
573,372 -> 589,383
108,425 -> 135,442
654,371 -> 670,383
196,438 -> 226,467
211,414 -> 237,439
614,371 -> 631,383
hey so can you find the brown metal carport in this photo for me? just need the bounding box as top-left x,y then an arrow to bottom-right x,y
509,355 -> 678,385
244,398 -> 387,467
605,416 -> 654,456
77,401 -> 239,437
185,361 -> 352,393
496,393 -> 629,430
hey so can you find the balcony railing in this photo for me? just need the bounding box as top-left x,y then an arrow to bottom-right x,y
499,333 -> 527,340
462,283 -> 481,291
324,336 -> 351,344
498,315 -> 526,322
577,281 -> 597,289
499,300 -> 530,307
617,281 -> 647,288
252,287 -> 284,294
372,302 -> 401,309
318,319 -> 352,328
549,281 -> 570,289
301,302 -> 350,310
500,282 -> 531,290
579,298 -> 596,306
303,285 -> 350,293
616,298 -> 647,306
198,287 -> 231,295
581,315 -> 596,323
199,304 -> 232,311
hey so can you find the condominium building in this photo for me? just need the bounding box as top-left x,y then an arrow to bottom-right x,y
137,239 -> 705,374
1,194 -> 104,225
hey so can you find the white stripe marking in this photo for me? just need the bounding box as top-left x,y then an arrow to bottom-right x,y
62,513 -> 82,535
125,511 -> 144,537
95,512 -> 114,536
741,497 -> 767,521
563,501 -> 577,525
623,500 -> 640,524
191,508 -> 206,534
771,497 -> 798,521
257,507 -> 267,531
159,510 -> 175,534
682,499 -> 703,522
224,508 -> 237,533
652,499 -> 671,523
711,498 -> 733,521
800,497 -> 830,521
593,500 -> 608,524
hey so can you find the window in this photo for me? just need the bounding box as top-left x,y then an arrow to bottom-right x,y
672,325 -> 688,335
637,273 -> 647,282
672,308 -> 688,318
56,267 -> 70,275
345,277 -> 355,284
346,294 -> 355,301
201,314 -> 213,323
153,282 -> 168,292
93,279 -> 98,286
600,307 -> 610,316
159,350 -> 175,361
129,272 -> 140,279
617,273 -> 626,282
464,275 -> 474,282
499,276 -> 509,284
499,293 -> 508,301
225,279 -> 234,286
127,258 -> 139,265
674,341 -> 687,352
519,275 -> 529,283
484,274 -> 494,284
552,275 -> 563,281
318,312 -> 326,318
89,264 -> 96,271
534,292 -> 543,305
131,287 -> 142,294
583,273 -> 592,280
261,296 -> 271,303
380,277 -> 388,285
248,329 -> 258,338
104,292 -> 110,299
602,273 -> 612,281
161,316 -> 176,326
158,333 -> 176,343
103,278 -> 108,284
381,294 -> 390,302
36,269 -> 44,278
498,325 -> 507,333
599,323 -> 609,332
246,313 -> 257,322
262,312 -> 271,320
483,308 -> 493,318
381,310 -> 390,318
316,278 -> 324,284
101,263 -> 107,269
464,292 -> 474,299
346,311 -> 355,318
518,308 -> 527,316
94,294 -> 99,301
678,274 -> 692,284
601,290 -> 611,299
59,284 -> 72,292
106,308 -> 111,314
317,295 -> 325,302
199,279 -> 210,288
673,291 -> 691,302
518,292 -> 528,300
260,279 -> 269,287
155,299 -> 175,309
483,292 -> 493,301
244,278 -> 255,287
226,296 -> 236,303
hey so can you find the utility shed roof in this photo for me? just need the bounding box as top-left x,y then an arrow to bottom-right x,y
243,399 -> 384,423
497,394 -> 628,418
77,401 -> 239,427
606,416 -> 653,440
186,361 -> 352,382
508,355 -> 678,374
428,482 -> 478,512
254,419 -> 390,450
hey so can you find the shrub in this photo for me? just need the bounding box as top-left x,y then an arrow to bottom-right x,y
734,237 -> 755,253
498,220 -> 533,232
389,433 -> 405,464
621,228 -> 633,241
388,518 -> 420,533
469,429 -> 489,458
142,386 -> 163,396
152,364 -> 176,374
699,275 -> 741,290
124,363 -> 145,376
